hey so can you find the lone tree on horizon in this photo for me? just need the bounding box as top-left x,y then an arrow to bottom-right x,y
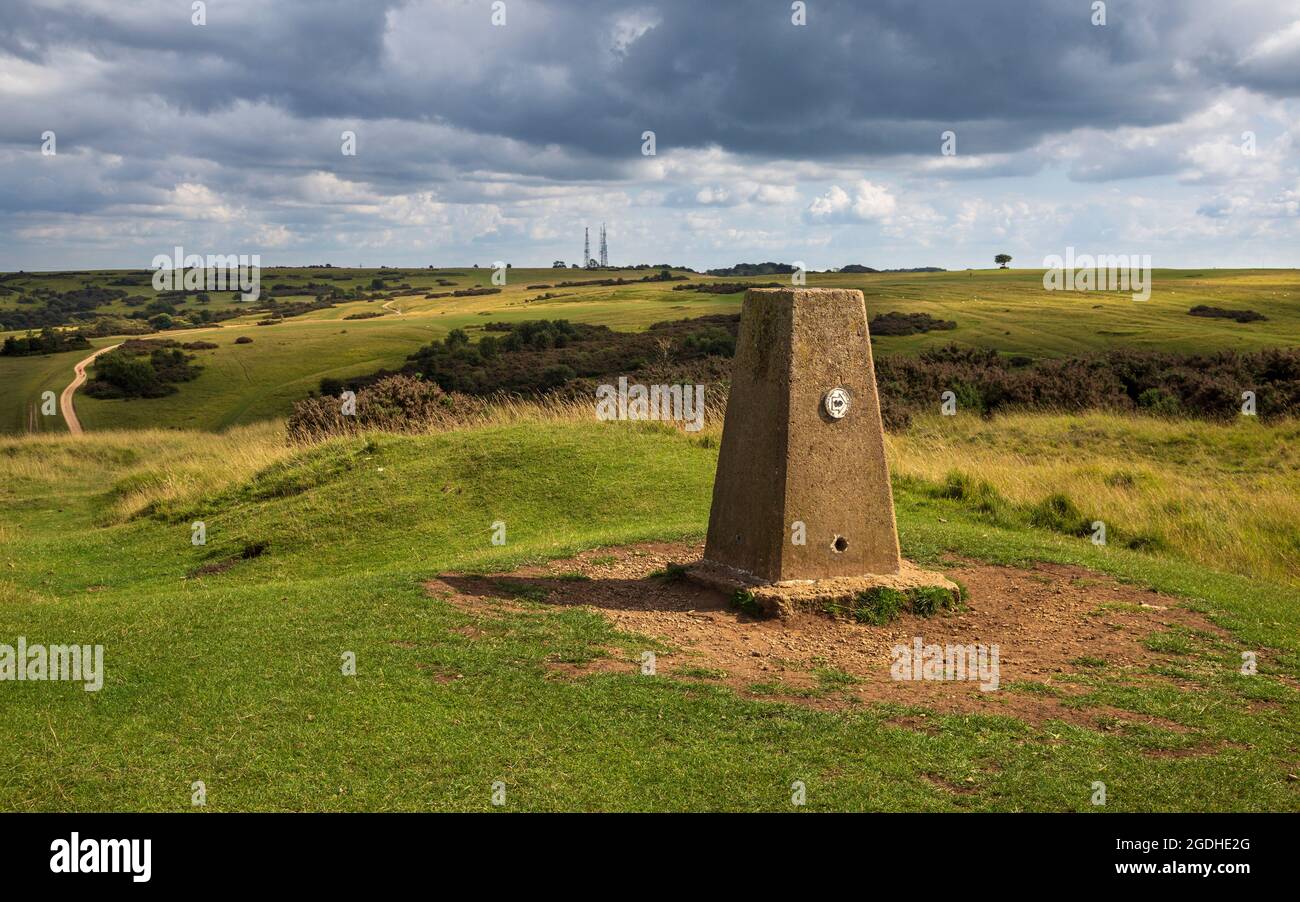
995,253 -> 1012,268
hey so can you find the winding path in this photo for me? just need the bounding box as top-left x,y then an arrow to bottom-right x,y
60,343 -> 119,435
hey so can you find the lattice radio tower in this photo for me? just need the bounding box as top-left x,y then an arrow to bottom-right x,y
599,223 -> 608,268
583,227 -> 590,267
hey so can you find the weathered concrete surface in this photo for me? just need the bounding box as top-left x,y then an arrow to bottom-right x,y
696,287 -> 954,618
704,287 -> 901,581
688,557 -> 961,619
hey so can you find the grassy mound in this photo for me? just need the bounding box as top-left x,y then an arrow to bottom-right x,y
1,414 -> 1298,811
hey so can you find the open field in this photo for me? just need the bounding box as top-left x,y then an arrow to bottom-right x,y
0,345 -> 91,434
3,266 -> 1298,813
3,267 -> 1299,435
1,411 -> 1298,811
888,413 -> 1300,589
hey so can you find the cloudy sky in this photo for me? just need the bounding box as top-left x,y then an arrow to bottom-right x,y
2,0 -> 1298,271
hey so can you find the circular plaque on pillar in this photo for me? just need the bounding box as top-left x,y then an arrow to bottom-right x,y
823,387 -> 850,419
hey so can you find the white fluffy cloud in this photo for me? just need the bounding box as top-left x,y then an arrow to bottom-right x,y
805,181 -> 897,223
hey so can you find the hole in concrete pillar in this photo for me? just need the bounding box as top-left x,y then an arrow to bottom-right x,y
833,536 -> 848,553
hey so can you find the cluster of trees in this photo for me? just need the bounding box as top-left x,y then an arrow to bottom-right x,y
705,262 -> 796,277
0,327 -> 91,357
873,344 -> 1300,429
84,341 -> 203,399
0,285 -> 127,331
398,321 -> 593,392
324,314 -> 740,400
673,281 -> 782,295
549,270 -> 680,289
309,308 -> 1300,437
550,261 -> 690,271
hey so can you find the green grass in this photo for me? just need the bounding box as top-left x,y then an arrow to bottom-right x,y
4,266 -> 1299,435
0,343 -> 90,434
838,585 -> 958,624
2,419 -> 1298,811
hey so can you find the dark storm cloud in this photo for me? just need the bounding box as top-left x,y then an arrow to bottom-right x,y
2,0 -> 1297,272
2,0 -> 1294,170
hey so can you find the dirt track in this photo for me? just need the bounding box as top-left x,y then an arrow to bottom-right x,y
59,343 -> 119,435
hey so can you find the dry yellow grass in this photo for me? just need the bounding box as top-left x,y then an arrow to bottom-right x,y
4,403 -> 1294,586
0,395 -> 636,524
886,411 -> 1300,586
0,421 -> 293,523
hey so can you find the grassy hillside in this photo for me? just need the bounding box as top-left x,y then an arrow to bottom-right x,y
3,267 -> 1298,435
890,412 -> 1300,588
2,412 -> 1297,811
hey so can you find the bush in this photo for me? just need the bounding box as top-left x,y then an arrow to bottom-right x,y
875,344 -> 1300,426
84,344 -> 202,399
869,311 -> 957,336
286,374 -> 487,441
1,327 -> 91,357
316,314 -> 1300,428
234,336 -> 253,344
1188,305 -> 1266,323
540,364 -> 576,388
681,327 -> 735,357
1137,387 -> 1182,416
318,377 -> 345,397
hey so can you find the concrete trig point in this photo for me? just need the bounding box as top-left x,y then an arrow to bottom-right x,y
689,287 -> 956,616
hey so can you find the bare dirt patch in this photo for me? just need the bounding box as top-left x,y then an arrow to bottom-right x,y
426,541 -> 1234,729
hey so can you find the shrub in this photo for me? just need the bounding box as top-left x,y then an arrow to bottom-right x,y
0,327 -> 91,357
681,327 -> 735,357
84,345 -> 202,399
540,364 -> 576,388
286,374 -> 487,441
318,377 -> 345,397
869,311 -> 957,336
1188,305 -> 1266,323
316,316 -> 1300,427
1137,387 -> 1182,416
